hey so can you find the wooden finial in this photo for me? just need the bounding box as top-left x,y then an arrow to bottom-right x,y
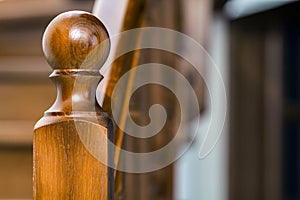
34,11 -> 111,119
33,11 -> 113,199
42,10 -> 110,70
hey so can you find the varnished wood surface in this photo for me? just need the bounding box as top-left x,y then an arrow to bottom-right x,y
34,121 -> 109,199
42,11 -> 110,70
33,11 -> 113,199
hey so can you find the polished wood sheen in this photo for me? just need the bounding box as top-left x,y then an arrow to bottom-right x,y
42,11 -> 110,70
33,11 -> 113,199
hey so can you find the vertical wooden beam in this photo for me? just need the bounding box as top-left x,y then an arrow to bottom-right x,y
33,11 -> 113,199
229,11 -> 284,200
101,1 -> 184,199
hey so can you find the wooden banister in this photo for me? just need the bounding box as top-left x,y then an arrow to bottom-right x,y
33,11 -> 113,199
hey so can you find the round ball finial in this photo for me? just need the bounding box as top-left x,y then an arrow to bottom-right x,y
42,11 -> 110,70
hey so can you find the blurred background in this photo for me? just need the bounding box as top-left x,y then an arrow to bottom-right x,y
0,0 -> 299,199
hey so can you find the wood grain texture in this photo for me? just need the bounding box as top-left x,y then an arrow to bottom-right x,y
34,121 -> 110,199
33,11 -> 113,199
42,11 -> 110,70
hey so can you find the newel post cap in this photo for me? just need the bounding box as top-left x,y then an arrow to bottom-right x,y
42,10 -> 110,71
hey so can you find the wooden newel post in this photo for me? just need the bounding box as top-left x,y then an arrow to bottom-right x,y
33,11 -> 113,199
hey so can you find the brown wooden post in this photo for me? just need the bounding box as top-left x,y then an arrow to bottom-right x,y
33,11 -> 113,199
